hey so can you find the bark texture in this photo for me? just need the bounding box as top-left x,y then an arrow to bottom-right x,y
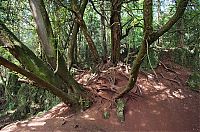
110,0 -> 122,64
29,0 -> 56,67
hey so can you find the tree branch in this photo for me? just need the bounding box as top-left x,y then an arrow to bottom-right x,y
0,56 -> 71,104
150,0 -> 189,42
89,0 -> 109,24
121,26 -> 133,40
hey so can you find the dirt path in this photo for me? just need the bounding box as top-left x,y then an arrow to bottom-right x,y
1,61 -> 199,132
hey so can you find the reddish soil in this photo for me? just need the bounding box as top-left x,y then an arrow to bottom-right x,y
1,60 -> 199,132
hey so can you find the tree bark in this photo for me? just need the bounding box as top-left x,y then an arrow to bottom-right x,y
29,0 -> 56,68
110,0 -> 122,64
0,56 -> 73,105
156,0 -> 163,46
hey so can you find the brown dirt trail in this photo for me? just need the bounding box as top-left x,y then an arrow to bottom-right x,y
1,61 -> 199,132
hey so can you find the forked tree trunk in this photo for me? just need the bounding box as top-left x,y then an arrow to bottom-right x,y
0,0 -> 92,110
29,0 -> 84,95
0,23 -> 87,108
116,0 -> 189,98
68,0 -> 88,69
71,0 -> 100,63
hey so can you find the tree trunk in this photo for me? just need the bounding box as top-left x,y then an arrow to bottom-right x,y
0,24 -> 85,107
68,0 -> 88,70
68,23 -> 79,69
29,0 -> 85,97
29,0 -> 57,68
110,0 -> 122,64
71,0 -> 100,63
100,0 -> 107,60
176,18 -> 185,48
115,0 -> 189,98
157,0 -> 163,46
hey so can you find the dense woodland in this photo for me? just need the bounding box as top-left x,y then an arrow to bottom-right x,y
0,0 -> 199,126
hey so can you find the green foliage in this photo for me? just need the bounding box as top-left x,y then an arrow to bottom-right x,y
0,73 -> 61,121
187,72 -> 200,92
79,96 -> 92,110
172,48 -> 200,71
103,111 -> 110,119
116,99 -> 125,122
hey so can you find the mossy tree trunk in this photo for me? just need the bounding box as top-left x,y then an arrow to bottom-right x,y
0,24 -> 83,106
29,0 -> 85,96
116,0 -> 189,98
0,0 -> 91,110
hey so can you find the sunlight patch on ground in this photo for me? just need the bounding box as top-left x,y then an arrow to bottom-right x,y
32,117 -> 47,122
152,110 -> 161,115
154,83 -> 167,90
138,74 -> 187,101
141,123 -> 146,127
27,121 -> 46,127
147,74 -> 154,79
152,88 -> 186,101
128,110 -> 133,115
172,89 -> 185,99
1,123 -> 18,132
81,114 -> 95,121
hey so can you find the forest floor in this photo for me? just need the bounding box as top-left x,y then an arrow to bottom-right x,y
0,59 -> 199,132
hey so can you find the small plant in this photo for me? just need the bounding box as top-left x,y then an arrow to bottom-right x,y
103,111 -> 110,119
116,99 -> 125,122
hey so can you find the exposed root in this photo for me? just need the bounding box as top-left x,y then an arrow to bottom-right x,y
76,62 -> 143,102
159,73 -> 181,86
159,61 -> 178,74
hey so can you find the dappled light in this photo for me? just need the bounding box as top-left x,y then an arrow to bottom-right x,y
1,60 -> 199,131
0,0 -> 199,131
